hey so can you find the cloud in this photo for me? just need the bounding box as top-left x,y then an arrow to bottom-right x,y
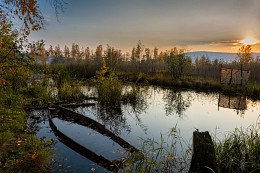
209,40 -> 241,46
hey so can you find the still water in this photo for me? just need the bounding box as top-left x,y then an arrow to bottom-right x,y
33,86 -> 260,172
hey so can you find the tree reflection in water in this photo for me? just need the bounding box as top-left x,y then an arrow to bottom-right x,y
122,85 -> 149,115
163,89 -> 192,118
94,85 -> 149,136
122,85 -> 150,134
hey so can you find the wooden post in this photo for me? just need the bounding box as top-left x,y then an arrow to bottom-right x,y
241,64 -> 243,86
189,131 -> 217,173
220,64 -> 222,84
230,68 -> 233,85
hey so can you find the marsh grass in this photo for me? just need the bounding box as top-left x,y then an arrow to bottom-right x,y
214,124 -> 260,173
58,80 -> 84,101
28,81 -> 55,107
123,126 -> 191,173
53,64 -> 73,85
122,123 -> 260,173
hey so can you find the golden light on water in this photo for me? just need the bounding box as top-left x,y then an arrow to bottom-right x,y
240,37 -> 258,45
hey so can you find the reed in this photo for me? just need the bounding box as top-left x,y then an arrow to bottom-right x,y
214,124 -> 260,173
27,82 -> 54,107
123,126 -> 191,173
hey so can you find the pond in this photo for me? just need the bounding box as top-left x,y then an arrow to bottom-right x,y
32,86 -> 260,173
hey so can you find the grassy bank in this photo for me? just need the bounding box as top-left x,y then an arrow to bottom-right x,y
117,72 -> 260,100
0,89 -> 51,173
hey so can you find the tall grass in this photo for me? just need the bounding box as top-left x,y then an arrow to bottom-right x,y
123,126 -> 191,173
53,64 -> 75,87
214,124 -> 260,173
121,122 -> 260,173
58,80 -> 84,101
27,81 -> 55,107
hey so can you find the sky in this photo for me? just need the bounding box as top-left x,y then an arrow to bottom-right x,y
28,0 -> 260,53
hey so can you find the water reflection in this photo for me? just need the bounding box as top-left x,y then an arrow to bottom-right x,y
34,85 -> 260,173
218,94 -> 247,115
122,86 -> 150,115
163,89 -> 192,118
49,117 -> 120,172
49,107 -> 142,172
91,85 -> 150,135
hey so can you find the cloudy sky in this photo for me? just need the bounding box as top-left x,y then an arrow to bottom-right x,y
28,0 -> 260,53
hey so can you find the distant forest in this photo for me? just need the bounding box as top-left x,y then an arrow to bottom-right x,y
29,40 -> 260,81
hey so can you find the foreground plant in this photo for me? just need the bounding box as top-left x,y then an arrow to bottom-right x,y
123,126 -> 191,173
214,124 -> 260,173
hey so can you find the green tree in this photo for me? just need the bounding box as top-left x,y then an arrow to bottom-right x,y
135,40 -> 144,62
95,44 -> 103,67
55,44 -> 62,58
48,45 -> 55,57
169,48 -> 192,77
64,45 -> 70,58
84,47 -> 90,61
105,45 -> 118,70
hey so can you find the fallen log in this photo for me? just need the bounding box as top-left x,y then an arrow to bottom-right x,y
189,131 -> 217,173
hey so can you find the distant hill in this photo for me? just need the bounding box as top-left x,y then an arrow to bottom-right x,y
185,51 -> 260,63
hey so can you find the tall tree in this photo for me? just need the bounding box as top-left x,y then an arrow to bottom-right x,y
237,45 -> 253,64
54,44 -> 62,58
84,47 -> 90,61
63,45 -> 70,58
48,45 -> 55,57
71,43 -> 76,60
95,44 -> 103,67
169,48 -> 192,77
135,40 -> 144,62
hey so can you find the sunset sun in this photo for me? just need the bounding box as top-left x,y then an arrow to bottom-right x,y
241,37 -> 258,45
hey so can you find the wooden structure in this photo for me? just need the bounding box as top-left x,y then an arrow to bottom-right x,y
218,94 -> 247,111
220,65 -> 250,86
189,131 -> 217,173
48,106 -> 142,172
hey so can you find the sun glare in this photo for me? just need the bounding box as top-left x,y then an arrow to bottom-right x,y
241,37 -> 257,45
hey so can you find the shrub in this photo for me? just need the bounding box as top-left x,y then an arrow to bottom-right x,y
92,62 -> 122,109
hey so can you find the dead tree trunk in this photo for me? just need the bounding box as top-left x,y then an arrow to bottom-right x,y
188,131 -> 217,173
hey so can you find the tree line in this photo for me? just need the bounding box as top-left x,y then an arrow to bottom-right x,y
29,40 -> 260,81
